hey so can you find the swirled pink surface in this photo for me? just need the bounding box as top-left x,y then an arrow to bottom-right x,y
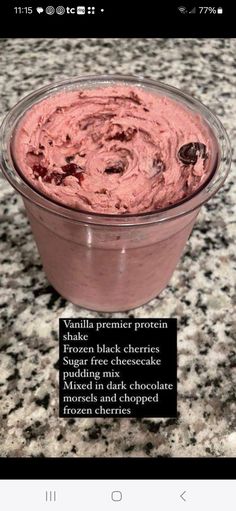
12,85 -> 214,214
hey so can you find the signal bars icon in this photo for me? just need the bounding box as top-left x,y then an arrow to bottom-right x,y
178,6 -> 197,14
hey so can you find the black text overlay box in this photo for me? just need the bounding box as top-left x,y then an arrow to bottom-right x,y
59,318 -> 177,418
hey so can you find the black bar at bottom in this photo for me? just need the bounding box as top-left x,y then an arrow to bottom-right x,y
0,458 -> 236,479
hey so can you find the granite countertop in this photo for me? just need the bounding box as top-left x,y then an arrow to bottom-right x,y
0,38 -> 236,458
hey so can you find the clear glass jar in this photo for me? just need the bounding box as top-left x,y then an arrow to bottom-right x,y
0,75 -> 231,311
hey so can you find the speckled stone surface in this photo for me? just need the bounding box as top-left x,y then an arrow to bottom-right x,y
0,38 -> 236,458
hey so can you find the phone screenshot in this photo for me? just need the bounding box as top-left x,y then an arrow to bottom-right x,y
0,1 -> 235,509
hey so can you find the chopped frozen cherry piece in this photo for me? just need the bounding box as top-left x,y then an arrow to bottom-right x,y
43,175 -> 52,183
74,172 -> 85,184
61,163 -> 79,174
61,164 -> 84,184
32,164 -> 48,179
43,172 -> 64,185
52,173 -> 64,185
178,142 -> 207,165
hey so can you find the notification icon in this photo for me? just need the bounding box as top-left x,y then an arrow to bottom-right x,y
45,5 -> 55,14
77,6 -> 85,14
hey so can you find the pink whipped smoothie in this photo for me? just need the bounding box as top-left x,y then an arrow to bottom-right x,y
12,85 -> 213,214
10,83 -> 216,311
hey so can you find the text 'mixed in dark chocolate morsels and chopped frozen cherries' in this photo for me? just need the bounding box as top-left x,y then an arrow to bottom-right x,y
12,85 -> 213,214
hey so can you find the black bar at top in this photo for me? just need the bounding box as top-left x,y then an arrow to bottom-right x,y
1,1 -> 235,38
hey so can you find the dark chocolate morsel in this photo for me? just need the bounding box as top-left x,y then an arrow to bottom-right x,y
65,155 -> 75,163
104,161 -> 125,174
153,157 -> 166,174
178,142 -> 207,165
113,127 -> 137,142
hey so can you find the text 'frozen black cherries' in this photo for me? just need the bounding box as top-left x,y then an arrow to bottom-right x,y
178,142 -> 207,165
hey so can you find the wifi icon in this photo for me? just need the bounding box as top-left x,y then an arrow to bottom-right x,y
178,6 -> 187,14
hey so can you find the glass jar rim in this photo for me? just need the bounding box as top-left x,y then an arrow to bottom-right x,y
0,73 -> 231,227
